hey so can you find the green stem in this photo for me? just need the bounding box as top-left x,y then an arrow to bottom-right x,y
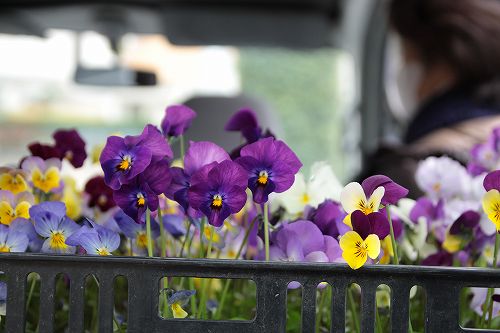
215,216 -> 258,320
25,275 -> 37,312
180,135 -> 185,162
485,232 -> 500,328
178,221 -> 191,258
146,208 -> 153,257
198,218 -> 206,258
113,315 -> 123,333
375,306 -> 383,333
386,206 -> 399,265
347,287 -> 360,333
189,278 -> 197,316
198,227 -> 214,319
158,207 -> 166,258
263,203 -> 270,261
316,289 -> 327,333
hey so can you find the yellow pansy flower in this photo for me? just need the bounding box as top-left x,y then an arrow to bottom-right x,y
339,231 -> 381,270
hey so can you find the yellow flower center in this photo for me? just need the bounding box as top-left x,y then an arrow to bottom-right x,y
432,183 -> 441,192
257,170 -> 268,185
136,232 -> 148,248
50,232 -> 67,250
354,240 -> 369,258
357,200 -> 374,215
0,244 -> 10,252
97,247 -> 110,256
212,194 -> 223,208
301,193 -> 310,204
0,174 -> 28,194
136,193 -> 146,207
118,155 -> 132,171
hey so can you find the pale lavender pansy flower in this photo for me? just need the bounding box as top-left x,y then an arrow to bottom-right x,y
0,224 -> 29,253
236,137 -> 302,204
29,202 -> 79,254
66,218 -> 120,256
114,209 -> 160,255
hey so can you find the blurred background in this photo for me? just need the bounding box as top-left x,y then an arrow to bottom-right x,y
0,0 -> 451,184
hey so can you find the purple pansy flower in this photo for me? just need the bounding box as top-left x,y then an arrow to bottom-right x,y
100,124 -> 172,190
53,129 -> 87,168
449,210 -> 481,235
471,287 -> 500,318
161,105 -> 197,138
307,199 -> 349,239
361,175 -> 409,206
166,141 -> 230,213
0,224 -> 29,253
236,137 -> 302,204
410,198 -> 445,225
66,219 -> 120,256
188,160 -> 248,227
421,250 -> 454,266
483,170 -> 500,192
114,209 -> 160,255
350,210 -> 390,240
84,176 -> 115,212
225,108 -> 262,143
113,160 -> 172,222
162,214 -> 186,238
468,129 -> 500,175
29,202 -> 79,254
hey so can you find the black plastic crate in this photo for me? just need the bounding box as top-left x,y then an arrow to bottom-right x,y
1,253 -> 500,332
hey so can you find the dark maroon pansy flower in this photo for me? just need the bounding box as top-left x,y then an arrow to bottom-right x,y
113,160 -> 172,223
449,210 -> 481,235
484,170 -> 500,192
236,137 -> 302,204
28,142 -> 61,160
53,129 -> 87,168
84,176 -> 115,212
161,105 -> 197,138
351,210 -> 390,240
421,251 -> 453,266
188,160 -> 248,227
362,175 -> 408,206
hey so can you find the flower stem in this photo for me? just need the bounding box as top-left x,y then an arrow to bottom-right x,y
198,227 -> 214,319
178,221 -> 191,258
146,208 -> 153,257
158,206 -> 166,258
198,218 -> 206,258
386,206 -> 399,265
263,202 -> 270,261
375,306 -> 383,333
316,289 -> 327,333
483,231 -> 500,328
25,275 -> 37,312
215,216 -> 258,320
180,135 -> 185,162
347,287 -> 360,333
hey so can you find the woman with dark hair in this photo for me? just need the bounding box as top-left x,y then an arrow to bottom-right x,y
359,0 -> 500,197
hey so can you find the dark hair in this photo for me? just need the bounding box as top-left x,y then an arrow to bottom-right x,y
389,0 -> 500,103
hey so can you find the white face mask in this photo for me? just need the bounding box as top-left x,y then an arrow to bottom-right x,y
385,34 -> 425,123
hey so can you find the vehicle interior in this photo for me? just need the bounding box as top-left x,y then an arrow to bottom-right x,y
0,0 -> 404,182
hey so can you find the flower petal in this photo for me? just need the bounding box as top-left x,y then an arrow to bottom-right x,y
340,182 -> 367,213
365,234 -> 381,259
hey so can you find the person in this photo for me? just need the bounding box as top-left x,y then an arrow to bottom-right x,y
359,0 -> 500,197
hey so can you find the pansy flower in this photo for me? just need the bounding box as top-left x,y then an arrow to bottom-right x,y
114,209 -> 160,255
278,162 -> 343,215
340,182 -> 385,227
361,175 -> 409,206
0,190 -> 34,226
0,168 -> 29,194
188,160 -> 248,227
162,214 -> 187,239
265,220 -> 343,266
161,105 -> 197,138
53,129 -> 87,168
21,157 -> 61,194
100,124 -> 172,190
0,224 -> 29,253
166,141 -> 230,213
165,289 -> 196,318
114,160 -> 172,222
236,137 -> 302,204
467,128 -> 500,175
307,199 -> 349,239
84,176 -> 115,212
339,210 -> 388,269
66,219 -> 120,256
28,143 -> 61,160
29,202 -> 79,254
482,170 -> 500,232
